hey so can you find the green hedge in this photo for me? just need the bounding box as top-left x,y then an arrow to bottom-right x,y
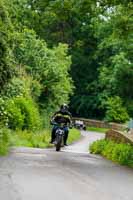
90,139 -> 133,167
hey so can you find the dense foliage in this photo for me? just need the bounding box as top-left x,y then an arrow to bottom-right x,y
0,0 -> 133,137
90,139 -> 133,167
6,0 -> 131,121
0,1 -> 73,132
0,0 -> 14,91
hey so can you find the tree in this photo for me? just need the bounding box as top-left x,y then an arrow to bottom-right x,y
97,2 -> 133,118
0,0 -> 14,92
12,29 -> 73,110
1,0 -> 133,121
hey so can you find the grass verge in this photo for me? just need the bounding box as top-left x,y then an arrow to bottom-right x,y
0,127 -> 11,156
9,130 -> 52,149
68,128 -> 81,144
90,139 -> 133,168
0,128 -> 81,155
87,126 -> 109,133
9,128 -> 81,149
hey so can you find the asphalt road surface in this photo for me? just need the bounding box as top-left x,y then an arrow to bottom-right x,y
0,131 -> 133,200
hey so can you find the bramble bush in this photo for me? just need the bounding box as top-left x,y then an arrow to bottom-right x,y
90,139 -> 133,167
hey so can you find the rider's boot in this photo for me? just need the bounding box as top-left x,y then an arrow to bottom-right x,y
64,131 -> 69,146
50,129 -> 56,144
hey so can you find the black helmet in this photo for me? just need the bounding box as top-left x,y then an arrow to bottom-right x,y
60,103 -> 69,112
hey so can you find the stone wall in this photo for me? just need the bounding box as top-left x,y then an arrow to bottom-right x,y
106,129 -> 133,145
73,117 -> 133,145
73,117 -> 126,131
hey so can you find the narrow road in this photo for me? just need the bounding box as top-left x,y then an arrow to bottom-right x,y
0,131 -> 133,200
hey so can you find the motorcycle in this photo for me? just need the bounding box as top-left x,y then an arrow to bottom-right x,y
51,121 -> 72,152
55,124 -> 65,151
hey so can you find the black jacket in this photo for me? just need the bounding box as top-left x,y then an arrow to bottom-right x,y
51,110 -> 72,125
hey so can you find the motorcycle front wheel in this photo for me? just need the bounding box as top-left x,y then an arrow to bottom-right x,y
56,135 -> 62,151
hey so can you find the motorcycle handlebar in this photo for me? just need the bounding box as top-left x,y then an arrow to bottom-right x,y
51,121 -> 73,128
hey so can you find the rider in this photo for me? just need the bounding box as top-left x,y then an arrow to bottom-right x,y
50,104 -> 72,146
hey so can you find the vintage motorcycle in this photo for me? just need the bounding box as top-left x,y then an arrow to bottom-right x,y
54,124 -> 65,151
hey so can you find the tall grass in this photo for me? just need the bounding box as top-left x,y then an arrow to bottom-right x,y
90,139 -> 133,167
9,128 -> 81,148
68,128 -> 81,144
0,127 -> 81,155
0,127 -> 10,155
9,130 -> 52,148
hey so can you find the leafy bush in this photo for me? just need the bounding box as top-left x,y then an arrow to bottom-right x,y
0,97 -> 8,126
30,79 -> 42,100
0,97 -> 42,131
5,99 -> 24,130
14,97 -> 42,131
105,96 -> 129,123
1,77 -> 26,98
90,139 -> 133,167
1,74 -> 41,101
0,127 -> 10,155
102,141 -> 116,160
90,139 -> 107,154
111,143 -> 133,165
